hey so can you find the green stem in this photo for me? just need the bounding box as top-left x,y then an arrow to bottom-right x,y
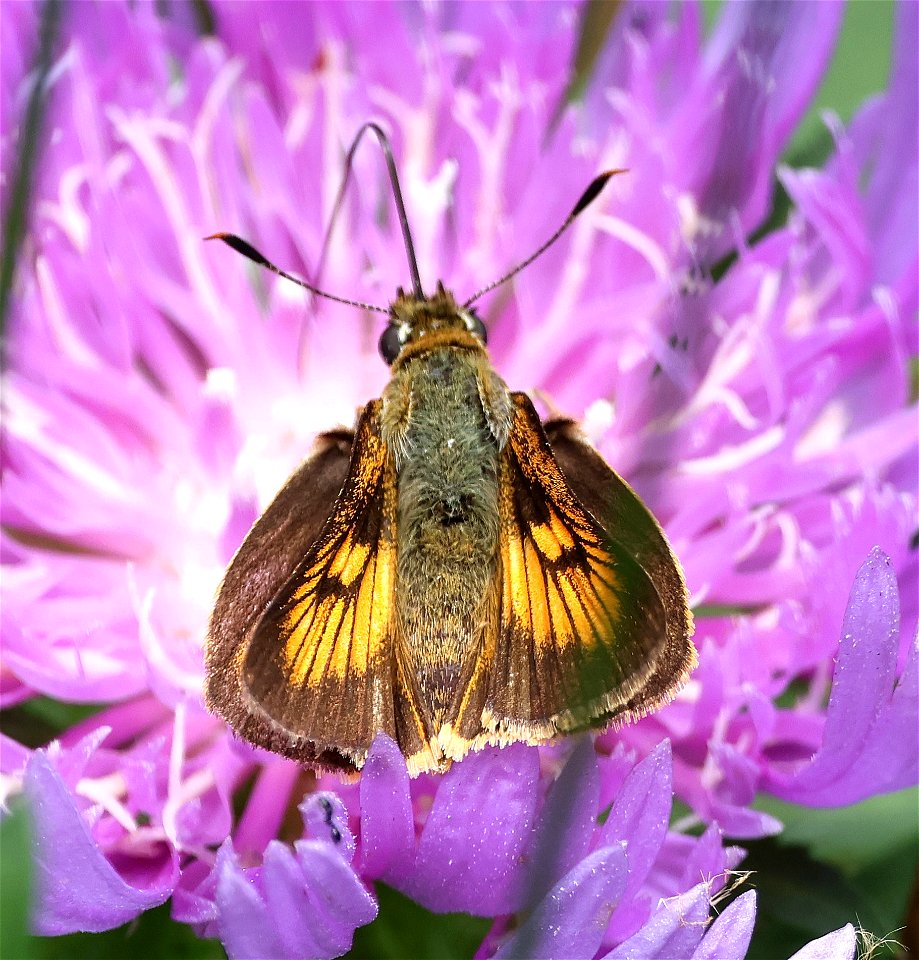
0,0 -> 62,348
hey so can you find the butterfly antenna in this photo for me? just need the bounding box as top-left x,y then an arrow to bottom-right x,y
318,121 -> 425,300
204,233 -> 389,314
463,169 -> 626,308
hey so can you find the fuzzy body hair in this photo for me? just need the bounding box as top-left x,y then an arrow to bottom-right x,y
380,291 -> 512,723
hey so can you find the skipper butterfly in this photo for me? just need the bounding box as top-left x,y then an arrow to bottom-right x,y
205,124 -> 696,777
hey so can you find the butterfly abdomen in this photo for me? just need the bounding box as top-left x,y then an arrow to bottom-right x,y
384,346 -> 507,722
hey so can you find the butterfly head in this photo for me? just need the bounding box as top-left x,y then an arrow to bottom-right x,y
379,281 -> 487,366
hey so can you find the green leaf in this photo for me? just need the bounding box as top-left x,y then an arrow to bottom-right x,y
754,789 -> 918,871
30,904 -> 226,960
566,0 -> 623,103
692,603 -> 767,619
737,790 -> 919,959
1,800 -> 36,960
0,697 -> 106,749
347,884 -> 491,960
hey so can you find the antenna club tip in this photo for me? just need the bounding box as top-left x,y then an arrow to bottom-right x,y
204,233 -> 272,268
204,232 -> 240,246
571,168 -> 629,218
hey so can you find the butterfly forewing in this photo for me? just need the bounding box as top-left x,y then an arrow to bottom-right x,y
210,401 -> 436,774
443,394 -> 678,754
542,417 -> 696,715
205,427 -> 354,758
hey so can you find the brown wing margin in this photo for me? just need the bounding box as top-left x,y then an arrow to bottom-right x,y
205,426 -> 353,759
206,401 -> 436,776
542,416 -> 696,720
446,393 -> 692,751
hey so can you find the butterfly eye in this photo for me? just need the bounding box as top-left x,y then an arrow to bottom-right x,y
379,323 -> 404,365
464,309 -> 487,344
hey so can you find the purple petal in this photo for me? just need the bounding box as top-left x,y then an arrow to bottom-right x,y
171,859 -> 218,927
597,741 -> 674,940
0,663 -> 31,709
292,839 -> 377,954
690,890 -> 757,960
767,548 -> 910,803
260,843 -> 328,959
517,735 -> 600,907
678,823 -> 745,894
270,841 -> 368,959
598,740 -> 672,904
232,759 -> 300,854
859,0 -> 918,284
708,742 -> 784,838
705,1 -> 843,148
393,744 -> 539,915
603,882 -> 709,959
299,791 -> 355,862
1,733 -> 30,777
680,824 -> 725,889
847,635 -> 919,796
689,0 -> 844,257
788,925 -> 857,960
215,844 -> 285,960
359,734 -> 414,881
24,751 -> 177,934
176,789 -> 231,852
494,844 -> 629,960
215,838 -> 377,960
779,163 -> 871,307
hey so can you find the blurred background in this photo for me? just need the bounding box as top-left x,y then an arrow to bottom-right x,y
1,2 -> 913,959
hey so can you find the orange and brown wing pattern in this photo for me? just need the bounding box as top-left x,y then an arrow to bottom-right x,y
448,393 -> 674,748
542,417 -> 696,722
231,400 -> 434,774
206,426 -> 354,762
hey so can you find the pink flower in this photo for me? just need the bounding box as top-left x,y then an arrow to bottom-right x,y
2,2 -> 915,957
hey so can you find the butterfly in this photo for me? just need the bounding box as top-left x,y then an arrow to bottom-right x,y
205,124 -> 696,777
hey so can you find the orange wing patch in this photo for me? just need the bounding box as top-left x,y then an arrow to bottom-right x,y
500,505 -> 622,653
475,394 -> 671,740
281,525 -> 395,685
238,400 -> 437,774
270,403 -> 395,690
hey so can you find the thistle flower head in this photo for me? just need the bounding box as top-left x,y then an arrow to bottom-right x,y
2,2 -> 915,957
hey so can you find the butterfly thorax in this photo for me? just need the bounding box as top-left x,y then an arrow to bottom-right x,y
380,295 -> 513,725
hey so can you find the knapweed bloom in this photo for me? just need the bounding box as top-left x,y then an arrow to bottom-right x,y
2,2 -> 916,958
